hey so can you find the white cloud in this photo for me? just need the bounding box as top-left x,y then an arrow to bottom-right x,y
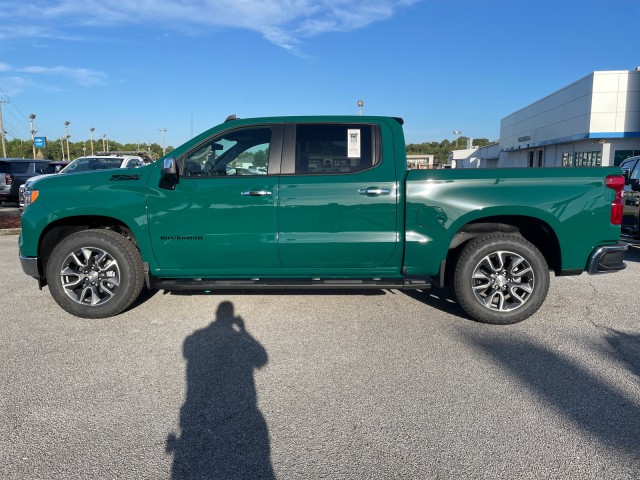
0,64 -> 107,92
19,66 -> 107,86
1,0 -> 418,52
0,75 -> 37,97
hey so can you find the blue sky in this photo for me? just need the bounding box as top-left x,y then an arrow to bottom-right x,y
0,0 -> 638,149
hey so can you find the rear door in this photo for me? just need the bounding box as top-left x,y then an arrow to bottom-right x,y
277,121 -> 401,277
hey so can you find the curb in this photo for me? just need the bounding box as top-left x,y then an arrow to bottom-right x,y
0,228 -> 20,236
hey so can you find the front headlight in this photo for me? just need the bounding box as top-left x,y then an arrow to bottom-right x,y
23,189 -> 40,211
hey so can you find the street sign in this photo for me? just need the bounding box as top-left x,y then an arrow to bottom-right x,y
34,137 -> 46,148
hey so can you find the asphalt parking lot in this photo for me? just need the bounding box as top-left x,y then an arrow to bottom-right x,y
1,234 -> 639,479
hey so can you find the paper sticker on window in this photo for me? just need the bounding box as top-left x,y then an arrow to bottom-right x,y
348,129 -> 361,158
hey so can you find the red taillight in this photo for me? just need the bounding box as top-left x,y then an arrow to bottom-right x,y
606,175 -> 624,225
5,173 -> 13,185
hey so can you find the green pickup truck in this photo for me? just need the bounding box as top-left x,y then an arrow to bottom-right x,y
19,115 -> 627,324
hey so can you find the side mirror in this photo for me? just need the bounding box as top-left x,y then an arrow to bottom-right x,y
159,157 -> 179,190
631,178 -> 640,192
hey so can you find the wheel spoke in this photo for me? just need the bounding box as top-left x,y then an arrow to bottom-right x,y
62,275 -> 84,289
69,251 -> 87,269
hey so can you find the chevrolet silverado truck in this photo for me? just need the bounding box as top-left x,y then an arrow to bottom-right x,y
19,115 -> 627,324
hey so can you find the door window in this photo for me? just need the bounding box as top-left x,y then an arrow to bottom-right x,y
294,124 -> 378,175
182,127 -> 272,177
10,162 -> 30,174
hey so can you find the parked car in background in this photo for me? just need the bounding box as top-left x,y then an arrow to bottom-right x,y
18,161 -> 70,213
0,158 -> 57,204
58,154 -> 146,174
18,155 -> 145,213
621,154 -> 640,240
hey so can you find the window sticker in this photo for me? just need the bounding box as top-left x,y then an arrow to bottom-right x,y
348,129 -> 361,158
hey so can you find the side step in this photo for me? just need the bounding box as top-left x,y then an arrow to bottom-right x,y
153,276 -> 432,291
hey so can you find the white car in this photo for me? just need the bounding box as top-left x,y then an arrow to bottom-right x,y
19,155 -> 145,213
58,154 -> 146,174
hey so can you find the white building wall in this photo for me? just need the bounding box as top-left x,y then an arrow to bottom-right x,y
590,71 -> 640,134
498,70 -> 640,168
500,74 -> 594,152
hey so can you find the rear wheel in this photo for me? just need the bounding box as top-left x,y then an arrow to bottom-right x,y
453,234 -> 550,324
46,229 -> 144,318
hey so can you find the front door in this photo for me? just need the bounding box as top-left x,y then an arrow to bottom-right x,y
148,125 -> 282,276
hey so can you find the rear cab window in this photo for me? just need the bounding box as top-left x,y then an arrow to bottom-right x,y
292,124 -> 380,175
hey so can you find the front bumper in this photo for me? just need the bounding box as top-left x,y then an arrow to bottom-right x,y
587,241 -> 627,274
20,254 -> 40,278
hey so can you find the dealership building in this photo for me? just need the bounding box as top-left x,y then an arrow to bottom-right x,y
452,69 -> 640,168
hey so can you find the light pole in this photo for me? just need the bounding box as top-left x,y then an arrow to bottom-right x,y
453,130 -> 461,148
64,121 -> 71,161
159,128 -> 166,156
0,99 -> 8,158
102,134 -> 107,152
357,99 -> 364,116
29,114 -> 37,158
89,127 -> 95,155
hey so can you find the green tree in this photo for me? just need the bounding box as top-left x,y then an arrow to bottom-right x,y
406,136 -> 495,164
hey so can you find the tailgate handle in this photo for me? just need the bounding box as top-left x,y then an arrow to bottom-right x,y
241,190 -> 272,196
359,187 -> 391,196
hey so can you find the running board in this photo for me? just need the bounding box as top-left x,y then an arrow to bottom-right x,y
153,277 -> 432,291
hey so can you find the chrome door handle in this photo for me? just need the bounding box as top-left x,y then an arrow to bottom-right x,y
241,190 -> 272,196
359,187 -> 391,196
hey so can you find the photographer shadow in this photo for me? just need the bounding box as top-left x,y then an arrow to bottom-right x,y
167,301 -> 274,479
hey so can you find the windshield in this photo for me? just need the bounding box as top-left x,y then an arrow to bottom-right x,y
59,157 -> 123,174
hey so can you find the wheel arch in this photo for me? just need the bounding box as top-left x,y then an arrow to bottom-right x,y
38,216 -> 140,282
443,215 -> 561,285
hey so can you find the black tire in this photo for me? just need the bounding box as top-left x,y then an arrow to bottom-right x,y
46,229 -> 144,318
453,234 -> 550,325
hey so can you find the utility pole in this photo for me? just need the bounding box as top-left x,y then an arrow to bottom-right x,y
0,100 -> 8,158
29,114 -> 37,158
64,121 -> 71,161
453,130 -> 461,148
89,127 -> 95,155
159,128 -> 166,156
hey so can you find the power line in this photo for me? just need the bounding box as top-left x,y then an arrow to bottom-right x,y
0,87 -> 52,140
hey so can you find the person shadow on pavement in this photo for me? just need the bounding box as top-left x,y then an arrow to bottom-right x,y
166,301 -> 274,479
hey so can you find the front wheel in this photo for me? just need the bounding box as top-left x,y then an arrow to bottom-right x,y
46,229 -> 144,318
453,234 -> 550,324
